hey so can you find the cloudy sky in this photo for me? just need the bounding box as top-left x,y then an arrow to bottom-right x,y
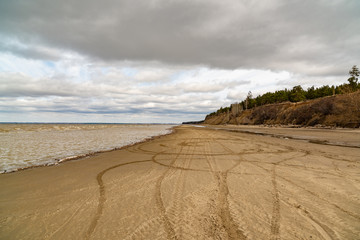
0,0 -> 359,123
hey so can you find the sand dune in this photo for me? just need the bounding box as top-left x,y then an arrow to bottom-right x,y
1,125 -> 359,239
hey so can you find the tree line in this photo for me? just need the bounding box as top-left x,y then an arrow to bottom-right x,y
207,65 -> 359,118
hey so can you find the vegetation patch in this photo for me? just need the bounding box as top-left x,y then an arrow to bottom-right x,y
205,66 -> 360,128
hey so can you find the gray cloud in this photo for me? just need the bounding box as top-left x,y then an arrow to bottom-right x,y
1,0 -> 359,76
0,38 -> 60,61
0,73 -> 73,97
0,69 -> 225,123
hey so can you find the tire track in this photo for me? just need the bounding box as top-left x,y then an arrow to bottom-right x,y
132,144 -> 295,157
203,132 -> 248,240
167,140 -> 197,239
151,137 -> 210,174
251,160 -> 360,221
281,198 -> 333,240
152,136 -> 198,240
269,156 -> 301,240
243,144 -> 312,239
84,159 -> 152,240
270,163 -> 280,240
151,153 -> 297,173
217,172 -> 247,240
46,195 -> 93,239
123,216 -> 163,240
169,136 -> 200,237
200,126 -> 359,238
280,173 -> 360,220
153,152 -> 181,240
203,134 -> 217,178
168,167 -> 186,238
124,134 -> 184,240
212,134 -> 247,234
279,160 -> 360,185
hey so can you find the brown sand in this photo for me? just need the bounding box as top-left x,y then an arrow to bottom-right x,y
0,125 -> 359,239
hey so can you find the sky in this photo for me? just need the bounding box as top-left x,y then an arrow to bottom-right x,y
0,0 -> 359,123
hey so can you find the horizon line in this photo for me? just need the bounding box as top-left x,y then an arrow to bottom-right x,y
0,122 -> 180,125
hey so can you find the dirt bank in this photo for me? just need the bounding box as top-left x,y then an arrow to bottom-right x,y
204,91 -> 360,128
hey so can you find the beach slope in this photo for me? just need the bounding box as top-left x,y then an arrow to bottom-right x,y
1,125 -> 359,239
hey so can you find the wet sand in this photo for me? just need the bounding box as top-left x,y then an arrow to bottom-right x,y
1,125 -> 359,239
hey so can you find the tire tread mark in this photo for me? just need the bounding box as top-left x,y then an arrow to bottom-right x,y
205,133 -> 248,240
152,138 -> 195,240
85,159 -> 151,240
217,172 -> 247,240
252,162 -> 360,221
169,137 -> 199,238
153,152 -> 179,240
270,164 -> 280,240
281,198 -> 333,240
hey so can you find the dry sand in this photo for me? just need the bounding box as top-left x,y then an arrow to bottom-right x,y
0,125 -> 359,239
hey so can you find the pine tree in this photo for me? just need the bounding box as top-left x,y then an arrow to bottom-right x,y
348,65 -> 359,90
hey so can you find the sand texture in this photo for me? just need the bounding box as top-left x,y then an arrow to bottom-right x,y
1,125 -> 359,239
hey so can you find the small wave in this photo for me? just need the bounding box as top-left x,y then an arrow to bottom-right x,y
1,124 -> 175,174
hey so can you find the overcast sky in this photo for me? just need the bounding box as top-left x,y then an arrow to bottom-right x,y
0,0 -> 359,123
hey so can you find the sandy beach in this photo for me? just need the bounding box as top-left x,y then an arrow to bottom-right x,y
1,125 -> 359,239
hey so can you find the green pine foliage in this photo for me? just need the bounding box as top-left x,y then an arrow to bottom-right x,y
207,106 -> 231,117
207,66 -> 360,118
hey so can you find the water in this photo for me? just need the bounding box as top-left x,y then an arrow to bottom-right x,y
0,123 -> 175,173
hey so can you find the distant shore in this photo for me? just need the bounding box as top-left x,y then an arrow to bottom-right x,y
1,125 -> 359,239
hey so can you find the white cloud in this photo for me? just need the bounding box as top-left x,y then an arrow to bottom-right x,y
0,51 -> 307,122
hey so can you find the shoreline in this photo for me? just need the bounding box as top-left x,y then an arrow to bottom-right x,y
3,124 -> 359,174
1,126 -> 177,174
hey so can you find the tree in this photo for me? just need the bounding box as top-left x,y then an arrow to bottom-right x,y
290,85 -> 306,102
245,91 -> 252,109
348,65 -> 359,90
306,86 -> 316,99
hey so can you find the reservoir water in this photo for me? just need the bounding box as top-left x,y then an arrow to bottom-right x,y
0,123 -> 175,173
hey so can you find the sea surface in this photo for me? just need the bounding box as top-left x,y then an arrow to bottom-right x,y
0,123 -> 175,173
